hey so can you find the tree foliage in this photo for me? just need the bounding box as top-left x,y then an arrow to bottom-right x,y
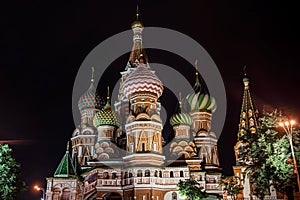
219,176 -> 243,200
177,178 -> 207,200
0,144 -> 25,200
241,110 -> 300,199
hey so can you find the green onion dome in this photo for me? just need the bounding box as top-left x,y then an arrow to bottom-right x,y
186,72 -> 216,113
93,103 -> 120,128
170,113 -> 192,127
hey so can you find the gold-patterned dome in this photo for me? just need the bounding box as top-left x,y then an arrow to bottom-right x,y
131,20 -> 143,29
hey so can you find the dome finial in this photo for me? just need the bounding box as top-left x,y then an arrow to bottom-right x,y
243,65 -> 247,76
66,141 -> 70,152
131,3 -> 143,29
107,86 -> 110,102
136,4 -> 140,21
91,67 -> 95,83
179,92 -> 182,112
243,65 -> 250,88
104,86 -> 112,110
194,59 -> 200,85
195,59 -> 199,75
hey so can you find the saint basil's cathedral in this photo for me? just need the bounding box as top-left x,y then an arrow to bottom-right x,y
44,7 -> 270,200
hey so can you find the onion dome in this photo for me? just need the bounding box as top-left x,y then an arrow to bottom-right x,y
186,62 -> 216,113
78,67 -> 104,111
93,95 -> 120,128
170,113 -> 193,127
170,93 -> 192,126
122,58 -> 163,98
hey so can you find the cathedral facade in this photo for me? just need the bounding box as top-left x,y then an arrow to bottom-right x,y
45,10 -> 223,200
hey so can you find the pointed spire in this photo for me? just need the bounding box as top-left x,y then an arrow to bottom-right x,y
235,69 -> 259,165
127,4 -> 148,69
54,141 -> 77,178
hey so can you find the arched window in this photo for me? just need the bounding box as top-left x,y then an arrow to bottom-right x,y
61,188 -> 70,200
180,171 -> 184,177
145,170 -> 150,177
249,118 -> 254,127
129,171 -> 133,178
103,172 -> 109,179
170,171 -> 174,178
241,120 -> 246,128
52,188 -> 60,200
248,109 -> 253,117
154,170 -> 158,177
159,171 -> 162,178
112,172 -> 117,180
137,170 -> 143,177
172,192 -> 177,200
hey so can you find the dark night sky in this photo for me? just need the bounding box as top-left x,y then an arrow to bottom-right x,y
0,1 -> 299,199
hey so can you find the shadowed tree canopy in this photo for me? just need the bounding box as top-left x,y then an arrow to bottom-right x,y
219,176 -> 243,200
241,110 -> 300,199
177,178 -> 207,200
0,144 -> 26,200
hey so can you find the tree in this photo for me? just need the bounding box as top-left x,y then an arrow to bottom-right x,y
0,144 -> 25,200
177,178 -> 207,200
219,176 -> 243,200
241,110 -> 300,199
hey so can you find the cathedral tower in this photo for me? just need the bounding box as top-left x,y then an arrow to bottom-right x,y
115,6 -> 150,130
71,68 -> 104,165
46,144 -> 83,200
186,63 -> 219,167
234,70 -> 259,166
169,93 -> 197,159
92,88 -> 120,161
121,56 -> 165,167
233,69 -> 260,199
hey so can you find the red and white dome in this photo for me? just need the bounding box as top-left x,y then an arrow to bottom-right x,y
122,63 -> 163,98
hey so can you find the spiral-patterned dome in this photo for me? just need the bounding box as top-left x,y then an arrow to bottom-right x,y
78,83 -> 104,111
122,63 -> 163,98
93,103 -> 120,127
170,113 -> 193,127
186,73 -> 216,113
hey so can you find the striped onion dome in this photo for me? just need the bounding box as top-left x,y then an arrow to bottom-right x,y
170,113 -> 192,127
122,61 -> 163,98
186,72 -> 216,113
78,83 -> 104,111
93,103 -> 120,127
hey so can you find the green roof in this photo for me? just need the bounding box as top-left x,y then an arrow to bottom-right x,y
54,150 -> 77,178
